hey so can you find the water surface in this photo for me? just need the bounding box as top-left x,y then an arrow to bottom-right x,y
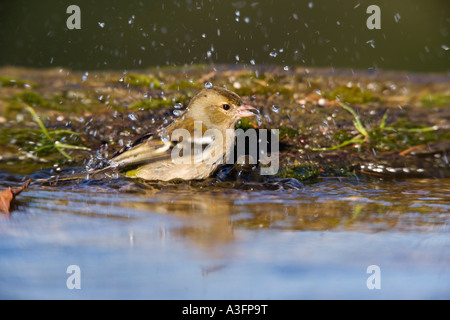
1,176 -> 448,299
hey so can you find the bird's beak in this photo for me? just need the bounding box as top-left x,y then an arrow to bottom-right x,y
236,103 -> 257,118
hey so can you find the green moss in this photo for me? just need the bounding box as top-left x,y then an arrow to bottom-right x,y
328,85 -> 379,104
232,86 -> 255,97
129,98 -> 173,110
333,129 -> 353,143
15,91 -> 56,110
235,118 -> 254,130
0,126 -> 86,157
419,92 -> 450,107
6,101 -> 25,114
369,127 -> 441,152
279,126 -> 298,139
255,84 -> 293,98
122,73 -> 162,88
166,80 -> 201,91
235,84 -> 293,98
277,165 -> 319,181
0,76 -> 37,88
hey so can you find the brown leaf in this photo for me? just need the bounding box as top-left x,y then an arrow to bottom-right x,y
0,180 -> 31,214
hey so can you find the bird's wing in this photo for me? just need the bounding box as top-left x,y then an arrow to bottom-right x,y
109,133 -> 174,169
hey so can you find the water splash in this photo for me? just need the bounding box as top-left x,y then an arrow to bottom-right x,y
205,82 -> 213,89
366,40 -> 376,48
81,72 -> 88,82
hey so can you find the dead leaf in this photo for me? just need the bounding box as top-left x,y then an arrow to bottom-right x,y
0,180 -> 31,214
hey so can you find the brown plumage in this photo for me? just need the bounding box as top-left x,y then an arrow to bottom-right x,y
86,86 -> 257,181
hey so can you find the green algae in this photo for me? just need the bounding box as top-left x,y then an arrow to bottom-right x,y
327,85 -> 379,104
419,92 -> 450,107
277,165 -> 320,181
129,98 -> 174,111
16,91 -> 53,109
0,76 -> 37,88
279,126 -> 299,139
122,73 -> 162,88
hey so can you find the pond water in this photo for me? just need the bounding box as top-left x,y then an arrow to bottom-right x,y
1,174 -> 449,299
1,0 -> 449,301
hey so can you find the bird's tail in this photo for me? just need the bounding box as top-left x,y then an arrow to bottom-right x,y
33,165 -> 120,185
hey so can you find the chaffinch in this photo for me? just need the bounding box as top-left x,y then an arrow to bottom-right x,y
86,86 -> 257,181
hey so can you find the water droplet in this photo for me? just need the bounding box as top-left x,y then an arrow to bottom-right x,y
308,2 -> 314,9
235,10 -> 240,17
269,51 -> 278,58
272,105 -> 280,113
244,17 -> 250,23
250,59 -> 256,65
205,82 -> 213,89
173,110 -> 183,117
201,33 -> 206,38
366,39 -> 376,48
235,55 -> 240,61
441,45 -> 449,51
128,113 -> 137,121
284,66 -> 289,71
394,13 -> 401,23
98,22 -> 105,28
82,72 -> 88,82
174,102 -> 183,109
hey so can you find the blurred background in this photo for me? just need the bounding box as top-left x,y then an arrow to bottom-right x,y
0,0 -> 449,72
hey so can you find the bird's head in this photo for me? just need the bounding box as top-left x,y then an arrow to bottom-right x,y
185,86 -> 257,130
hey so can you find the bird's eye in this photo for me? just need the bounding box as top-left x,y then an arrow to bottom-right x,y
222,104 -> 231,111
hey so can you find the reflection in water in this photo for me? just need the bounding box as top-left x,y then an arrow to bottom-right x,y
13,177 -> 445,251
0,176 -> 449,299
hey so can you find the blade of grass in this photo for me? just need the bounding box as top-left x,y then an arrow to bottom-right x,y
310,135 -> 364,151
339,102 -> 369,139
54,145 -> 72,160
25,106 -> 52,141
383,126 -> 438,133
25,105 -> 90,160
54,142 -> 90,151
379,111 -> 388,129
